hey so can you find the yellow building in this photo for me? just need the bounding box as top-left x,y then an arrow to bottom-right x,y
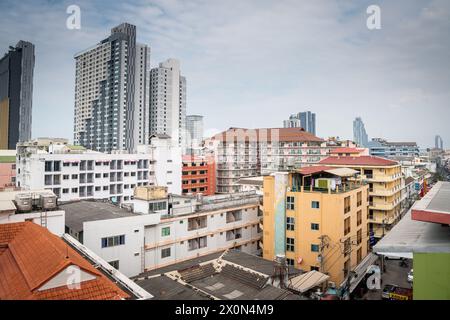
262,166 -> 370,286
320,153 -> 402,240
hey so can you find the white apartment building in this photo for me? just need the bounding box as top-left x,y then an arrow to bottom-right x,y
150,59 -> 186,148
62,187 -> 262,277
15,136 -> 181,203
74,23 -> 150,152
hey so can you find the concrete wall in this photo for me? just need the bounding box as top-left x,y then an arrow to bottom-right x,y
0,209 -> 65,236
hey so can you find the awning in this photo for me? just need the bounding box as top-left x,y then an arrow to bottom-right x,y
288,270 -> 330,293
324,168 -> 359,177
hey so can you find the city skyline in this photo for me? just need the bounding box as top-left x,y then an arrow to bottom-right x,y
0,0 -> 449,148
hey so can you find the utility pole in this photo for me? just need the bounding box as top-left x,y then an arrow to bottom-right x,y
318,235 -> 330,273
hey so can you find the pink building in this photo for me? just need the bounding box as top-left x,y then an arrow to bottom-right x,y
0,154 -> 16,188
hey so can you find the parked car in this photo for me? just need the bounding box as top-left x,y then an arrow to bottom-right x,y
382,284 -> 413,300
407,269 -> 413,283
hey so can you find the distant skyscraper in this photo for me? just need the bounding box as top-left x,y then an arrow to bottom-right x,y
0,41 -> 34,149
73,23 -> 150,153
435,135 -> 444,150
283,111 -> 316,135
186,115 -> 203,144
353,117 -> 369,147
149,59 -> 186,147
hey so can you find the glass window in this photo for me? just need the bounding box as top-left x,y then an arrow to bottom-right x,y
286,238 -> 295,252
161,247 -> 171,258
312,201 -> 320,209
311,223 -> 319,230
161,227 -> 170,237
286,217 -> 295,231
286,196 -> 295,210
311,244 -> 320,252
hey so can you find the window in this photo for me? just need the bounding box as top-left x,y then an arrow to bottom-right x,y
108,260 -> 120,269
311,201 -> 320,209
286,196 -> 295,210
286,238 -> 295,252
311,266 -> 320,271
161,247 -> 171,258
286,217 -> 295,231
357,192 -> 362,207
311,244 -> 319,252
344,196 -> 351,213
286,258 -> 295,266
357,229 -> 362,245
149,201 -> 166,211
101,235 -> 125,248
161,227 -> 170,237
311,223 -> 319,231
357,248 -> 362,264
357,210 -> 362,226
344,217 -> 351,236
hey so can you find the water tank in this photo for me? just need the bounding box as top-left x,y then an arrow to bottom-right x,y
40,193 -> 57,210
275,254 -> 286,266
14,193 -> 32,212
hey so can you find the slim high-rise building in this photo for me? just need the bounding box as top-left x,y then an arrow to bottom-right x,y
435,135 -> 444,150
149,59 -> 186,148
283,111 -> 316,135
186,115 -> 203,146
353,117 -> 369,147
0,41 -> 34,149
73,23 -> 150,153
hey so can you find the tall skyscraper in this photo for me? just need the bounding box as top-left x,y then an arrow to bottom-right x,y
0,41 -> 34,149
283,111 -> 316,135
353,117 -> 369,147
73,23 -> 150,153
435,135 -> 444,150
149,59 -> 186,147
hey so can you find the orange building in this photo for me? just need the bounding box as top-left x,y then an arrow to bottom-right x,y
182,155 -> 216,196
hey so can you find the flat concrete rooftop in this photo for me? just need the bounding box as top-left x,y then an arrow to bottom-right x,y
412,181 -> 450,224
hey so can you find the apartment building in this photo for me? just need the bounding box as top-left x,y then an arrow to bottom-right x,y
62,186 -> 262,277
150,59 -> 186,148
262,168 -> 370,287
319,154 -> 402,241
0,41 -> 34,149
205,127 -> 328,193
182,154 -> 216,196
367,138 -> 420,159
15,136 -> 181,203
74,23 -> 150,152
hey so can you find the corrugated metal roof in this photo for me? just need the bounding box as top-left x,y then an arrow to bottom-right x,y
288,270 -> 329,293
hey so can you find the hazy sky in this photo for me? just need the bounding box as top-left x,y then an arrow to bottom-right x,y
0,0 -> 449,148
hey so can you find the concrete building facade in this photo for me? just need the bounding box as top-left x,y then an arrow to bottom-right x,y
62,188 -> 262,277
320,155 -> 402,241
0,150 -> 16,188
0,41 -> 34,150
262,168 -> 370,287
150,59 -> 186,148
15,136 -> 181,203
74,23 -> 150,153
367,138 -> 420,159
205,127 -> 328,193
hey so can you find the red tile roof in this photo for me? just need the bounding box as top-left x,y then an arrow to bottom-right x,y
329,147 -> 362,154
296,166 -> 333,175
0,222 -> 129,300
319,156 -> 399,166
209,127 -> 324,143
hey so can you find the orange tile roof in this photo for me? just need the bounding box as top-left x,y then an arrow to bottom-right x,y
329,147 -> 362,154
0,222 -> 130,300
319,155 -> 398,166
210,127 -> 324,143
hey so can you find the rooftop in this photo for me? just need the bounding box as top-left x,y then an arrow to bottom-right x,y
61,201 -> 138,233
0,156 -> 16,163
319,155 -> 399,166
134,250 -> 304,300
0,222 -> 130,300
210,127 -> 324,143
411,181 -> 450,225
373,208 -> 450,255
329,147 -> 362,154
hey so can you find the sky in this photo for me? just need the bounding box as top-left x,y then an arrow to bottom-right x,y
0,0 -> 449,148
